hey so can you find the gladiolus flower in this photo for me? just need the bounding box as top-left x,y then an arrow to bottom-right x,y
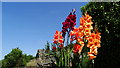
53,30 -> 63,44
85,23 -> 93,29
88,52 -> 96,60
70,27 -> 77,36
52,46 -> 56,51
62,12 -> 76,37
84,13 -> 92,20
91,33 -> 96,39
84,28 -> 91,36
94,39 -> 101,48
59,44 -> 63,48
77,39 -> 84,45
87,42 -> 94,48
58,39 -> 63,43
53,41 -> 57,44
90,47 -> 98,55
79,26 -> 84,32
96,32 -> 101,40
87,31 -> 101,59
80,17 -> 85,26
73,44 -> 82,54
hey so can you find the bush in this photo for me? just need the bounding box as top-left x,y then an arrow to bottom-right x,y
2,48 -> 34,68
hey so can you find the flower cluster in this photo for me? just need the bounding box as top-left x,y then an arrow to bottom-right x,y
87,32 -> 101,59
62,12 -> 76,37
52,30 -> 63,50
73,44 -> 83,54
51,9 -> 102,67
70,13 -> 101,60
53,30 -> 63,44
52,11 -> 101,61
70,27 -> 84,44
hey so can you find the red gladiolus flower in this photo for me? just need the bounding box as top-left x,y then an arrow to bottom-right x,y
62,12 -> 76,37
52,46 -> 56,51
58,39 -> 63,43
53,41 -> 57,44
59,44 -> 63,48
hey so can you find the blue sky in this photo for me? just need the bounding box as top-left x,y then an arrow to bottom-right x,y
0,2 -> 2,61
2,2 -> 88,60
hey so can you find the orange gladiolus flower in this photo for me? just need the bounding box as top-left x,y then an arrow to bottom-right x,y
70,27 -> 78,36
94,39 -> 101,48
80,17 -> 86,26
78,32 -> 84,37
91,33 -> 96,39
53,30 -> 63,44
77,39 -> 84,45
87,42 -> 94,48
74,27 -> 79,32
87,31 -> 101,59
79,26 -> 84,32
70,31 -> 76,36
96,32 -> 101,40
70,13 -> 101,60
90,47 -> 98,55
73,44 -> 82,54
84,13 -> 92,20
85,23 -> 93,29
84,28 -> 91,35
76,32 -> 83,38
88,52 -> 96,60
88,37 -> 94,42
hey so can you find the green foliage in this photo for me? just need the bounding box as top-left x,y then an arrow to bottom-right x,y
45,41 -> 50,50
2,48 -> 34,68
45,41 -> 51,54
81,2 -> 120,67
52,44 -> 73,67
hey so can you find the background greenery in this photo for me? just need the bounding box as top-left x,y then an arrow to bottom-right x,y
1,48 -> 34,68
81,2 -> 120,67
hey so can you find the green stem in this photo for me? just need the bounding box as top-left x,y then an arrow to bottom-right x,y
68,49 -> 70,67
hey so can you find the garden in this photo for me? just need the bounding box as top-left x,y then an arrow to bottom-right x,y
48,2 -> 120,68
1,2 -> 120,68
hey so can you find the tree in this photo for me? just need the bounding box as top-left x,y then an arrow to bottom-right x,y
2,48 -> 22,68
45,41 -> 50,53
81,2 -> 120,67
2,48 -> 34,68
